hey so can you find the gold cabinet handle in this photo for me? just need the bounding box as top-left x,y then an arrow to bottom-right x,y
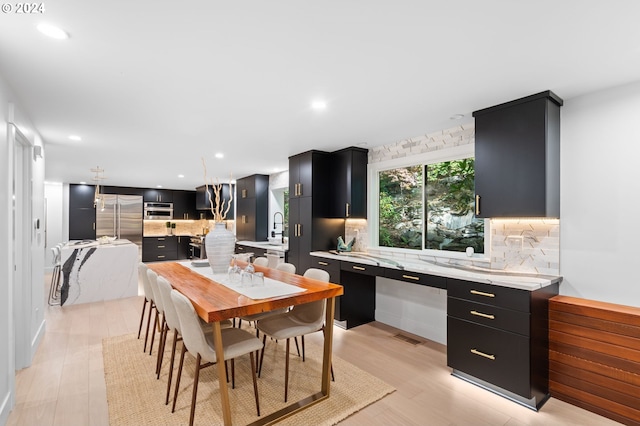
297,224 -> 302,236
471,349 -> 495,360
157,245 -> 165,249
475,195 -> 480,216
93,222 -> 95,231
318,261 -> 329,266
470,310 -> 495,320
158,238 -> 165,241
157,255 -> 166,259
345,203 -> 350,217
402,274 -> 420,281
470,289 -> 495,298
353,266 -> 365,271
298,183 -> 303,196
241,189 -> 247,198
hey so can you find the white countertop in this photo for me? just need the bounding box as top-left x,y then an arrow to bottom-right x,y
310,251 -> 561,291
64,239 -> 137,249
236,240 -> 289,252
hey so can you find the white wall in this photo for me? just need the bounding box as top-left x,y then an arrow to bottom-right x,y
44,182 -> 64,269
560,81 -> 640,306
0,72 -> 46,424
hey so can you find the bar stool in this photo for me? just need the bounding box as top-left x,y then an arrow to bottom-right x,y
47,245 -> 62,306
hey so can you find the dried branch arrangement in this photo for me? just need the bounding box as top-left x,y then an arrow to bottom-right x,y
202,157 -> 234,223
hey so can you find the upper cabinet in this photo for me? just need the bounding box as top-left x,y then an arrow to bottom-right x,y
143,189 -> 173,203
331,147 -> 368,218
172,190 -> 198,220
473,91 -> 563,218
195,184 -> 235,220
289,151 -> 314,198
69,184 -> 96,240
235,174 -> 269,242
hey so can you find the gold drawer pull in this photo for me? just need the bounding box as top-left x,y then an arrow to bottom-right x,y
318,261 -> 329,266
158,238 -> 165,241
475,195 -> 480,216
470,310 -> 495,320
470,289 -> 495,298
157,255 -> 166,259
402,274 -> 420,281
471,349 -> 495,360
157,245 -> 165,248
353,266 -> 366,271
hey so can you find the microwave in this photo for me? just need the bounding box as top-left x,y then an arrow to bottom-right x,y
144,202 -> 173,220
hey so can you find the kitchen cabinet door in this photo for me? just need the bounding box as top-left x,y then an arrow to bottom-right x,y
69,207 -> 95,240
195,184 -> 234,220
289,151 -> 314,198
143,189 -> 173,203
473,91 -> 562,218
235,175 -> 269,241
172,190 -> 197,220
236,198 -> 256,241
332,147 -> 368,218
288,197 -> 312,272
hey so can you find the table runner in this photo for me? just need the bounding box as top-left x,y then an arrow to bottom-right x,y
179,261 -> 306,299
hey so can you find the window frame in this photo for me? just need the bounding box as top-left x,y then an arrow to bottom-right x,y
368,144 -> 489,260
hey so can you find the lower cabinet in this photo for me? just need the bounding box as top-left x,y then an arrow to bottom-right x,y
338,261 -> 380,329
142,236 -> 177,262
310,258 -> 343,320
446,278 -> 558,410
177,236 -> 191,260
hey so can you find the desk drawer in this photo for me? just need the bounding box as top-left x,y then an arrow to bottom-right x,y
312,258 -> 341,284
385,268 -> 446,289
340,261 -> 382,277
447,317 -> 530,398
447,278 -> 530,312
448,297 -> 530,336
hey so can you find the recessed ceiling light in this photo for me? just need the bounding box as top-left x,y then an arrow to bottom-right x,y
215,153 -> 224,159
178,174 -> 185,178
449,114 -> 465,120
311,100 -> 327,110
79,181 -> 86,185
69,135 -> 82,141
157,185 -> 163,188
37,23 -> 69,40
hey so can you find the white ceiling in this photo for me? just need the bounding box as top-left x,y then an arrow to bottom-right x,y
2,1 -> 640,190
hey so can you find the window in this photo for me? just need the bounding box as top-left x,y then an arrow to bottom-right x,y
377,157 -> 484,254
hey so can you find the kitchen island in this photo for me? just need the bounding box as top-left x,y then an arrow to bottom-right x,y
59,239 -> 139,306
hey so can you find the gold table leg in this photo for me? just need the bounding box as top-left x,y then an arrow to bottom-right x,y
212,321 -> 232,425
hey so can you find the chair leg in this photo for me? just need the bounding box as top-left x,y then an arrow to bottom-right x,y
172,343 -> 187,413
231,359 -> 235,389
165,329 -> 179,405
149,309 -> 160,356
250,352 -> 260,416
284,338 -> 290,402
143,302 -> 155,352
189,353 -> 202,426
156,318 -> 168,378
258,334 -> 267,377
294,336 -> 301,357
137,298 -> 148,339
302,335 -> 306,362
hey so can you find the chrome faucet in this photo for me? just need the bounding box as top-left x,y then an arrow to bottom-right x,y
271,211 -> 285,243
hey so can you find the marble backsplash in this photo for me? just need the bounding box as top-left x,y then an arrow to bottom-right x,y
143,219 -> 234,236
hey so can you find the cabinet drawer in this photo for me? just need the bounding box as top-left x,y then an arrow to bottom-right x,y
312,258 -> 341,284
447,278 -> 530,312
143,237 -> 177,251
385,268 -> 446,289
340,261 -> 383,277
447,317 -> 530,398
448,297 -> 530,336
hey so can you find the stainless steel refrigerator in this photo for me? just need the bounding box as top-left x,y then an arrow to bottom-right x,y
95,194 -> 143,256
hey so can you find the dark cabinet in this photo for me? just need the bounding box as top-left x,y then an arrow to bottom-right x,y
144,189 -> 173,203
101,186 -> 144,196
177,236 -> 191,260
310,257 -> 343,320
235,175 -> 269,242
195,184 -> 234,220
172,190 -> 198,220
339,261 -> 381,329
69,184 -> 96,240
288,151 -> 344,274
331,147 -> 368,218
473,91 -> 563,218
142,236 -> 177,262
446,278 -> 559,410
385,268 -> 447,289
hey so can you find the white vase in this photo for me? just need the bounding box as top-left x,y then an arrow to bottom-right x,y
205,222 -> 236,274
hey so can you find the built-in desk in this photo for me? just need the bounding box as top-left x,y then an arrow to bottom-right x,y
60,239 -> 138,306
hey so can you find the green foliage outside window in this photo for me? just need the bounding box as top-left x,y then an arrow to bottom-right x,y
378,158 -> 484,253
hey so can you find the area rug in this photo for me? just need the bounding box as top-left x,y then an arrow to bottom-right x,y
103,332 -> 394,425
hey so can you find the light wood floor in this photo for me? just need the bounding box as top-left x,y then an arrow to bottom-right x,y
7,276 -> 620,425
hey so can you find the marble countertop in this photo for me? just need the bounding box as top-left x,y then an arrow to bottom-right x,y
64,239 -> 137,249
236,240 -> 289,252
310,251 -> 561,291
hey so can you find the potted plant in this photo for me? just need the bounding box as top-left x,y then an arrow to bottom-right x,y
165,221 -> 171,235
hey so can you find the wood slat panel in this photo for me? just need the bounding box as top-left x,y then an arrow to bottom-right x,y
550,319 -> 640,351
550,296 -> 640,327
550,350 -> 640,388
549,295 -> 640,426
550,339 -> 640,375
550,309 -> 640,340
549,329 -> 640,363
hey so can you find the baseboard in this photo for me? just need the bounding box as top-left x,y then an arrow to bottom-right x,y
375,310 -> 447,345
31,318 -> 46,362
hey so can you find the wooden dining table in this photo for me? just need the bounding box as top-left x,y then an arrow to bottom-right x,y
147,261 -> 344,426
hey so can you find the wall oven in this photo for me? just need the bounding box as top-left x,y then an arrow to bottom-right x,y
144,202 -> 173,220
190,235 -> 207,259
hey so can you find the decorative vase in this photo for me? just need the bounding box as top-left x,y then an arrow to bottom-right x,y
205,222 -> 235,274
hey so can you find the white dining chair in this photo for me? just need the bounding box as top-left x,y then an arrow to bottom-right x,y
257,268 -> 333,402
170,289 -> 263,425
137,263 -> 152,340
253,256 -> 269,267
47,245 -> 62,306
275,262 -> 296,274
146,269 -> 166,367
